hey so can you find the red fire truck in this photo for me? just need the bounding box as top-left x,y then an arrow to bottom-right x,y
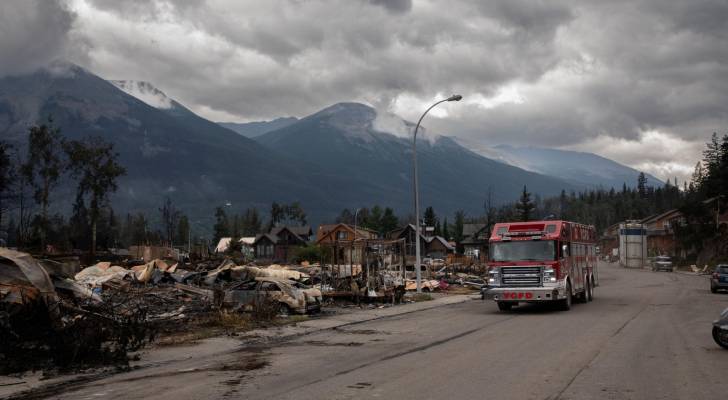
482,220 -> 598,311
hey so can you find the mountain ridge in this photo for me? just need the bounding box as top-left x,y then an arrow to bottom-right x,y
1,63 -> 640,227
254,102 -> 578,211
492,144 -> 663,189
219,117 -> 298,138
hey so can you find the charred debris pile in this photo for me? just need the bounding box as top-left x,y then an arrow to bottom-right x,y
0,250 -> 315,373
1,247 -> 482,373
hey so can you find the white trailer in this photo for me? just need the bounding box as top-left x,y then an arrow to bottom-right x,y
619,222 -> 647,268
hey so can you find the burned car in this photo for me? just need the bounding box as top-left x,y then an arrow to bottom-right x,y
222,277 -> 322,315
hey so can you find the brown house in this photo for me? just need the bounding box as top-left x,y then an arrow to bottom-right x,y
640,197 -> 728,257
253,225 -> 312,263
316,223 -> 378,243
315,223 -> 378,265
641,209 -> 685,256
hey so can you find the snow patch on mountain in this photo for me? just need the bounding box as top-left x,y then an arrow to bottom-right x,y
110,80 -> 173,109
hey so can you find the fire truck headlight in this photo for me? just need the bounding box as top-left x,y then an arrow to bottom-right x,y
543,267 -> 556,283
488,269 -> 499,286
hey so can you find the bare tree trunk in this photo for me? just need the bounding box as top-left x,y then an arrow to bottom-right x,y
18,175 -> 25,248
91,217 -> 97,260
41,182 -> 48,254
0,196 -> 4,237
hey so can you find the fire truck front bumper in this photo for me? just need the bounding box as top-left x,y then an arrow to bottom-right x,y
481,286 -> 568,302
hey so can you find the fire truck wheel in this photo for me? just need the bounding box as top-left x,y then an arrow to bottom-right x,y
559,282 -> 572,311
497,302 -> 513,311
587,278 -> 594,302
576,276 -> 588,303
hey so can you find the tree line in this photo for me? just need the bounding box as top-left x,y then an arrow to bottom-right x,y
0,118 -> 125,257
395,174 -> 685,244
4,118 -> 722,262
674,132 -> 728,258
507,176 -> 683,232
211,201 -> 308,244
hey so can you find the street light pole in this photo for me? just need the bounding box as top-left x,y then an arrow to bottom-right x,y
354,208 -> 361,238
413,94 -> 462,293
353,208 -> 361,266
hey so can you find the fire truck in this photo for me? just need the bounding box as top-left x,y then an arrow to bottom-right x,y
482,220 -> 598,311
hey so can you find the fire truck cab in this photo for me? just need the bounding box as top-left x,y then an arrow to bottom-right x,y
482,220 -> 598,311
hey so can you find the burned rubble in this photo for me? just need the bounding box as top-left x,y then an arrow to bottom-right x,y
1,246 -> 484,373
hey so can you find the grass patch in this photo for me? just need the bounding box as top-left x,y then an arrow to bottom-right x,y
155,311 -> 255,347
154,311 -> 310,347
410,293 -> 433,302
155,328 -> 221,347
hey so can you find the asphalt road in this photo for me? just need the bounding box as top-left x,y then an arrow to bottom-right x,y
22,262 -> 728,399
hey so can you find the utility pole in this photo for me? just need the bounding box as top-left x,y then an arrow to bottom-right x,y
412,94 -> 462,293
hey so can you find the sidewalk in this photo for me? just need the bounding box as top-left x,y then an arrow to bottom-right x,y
241,293 -> 479,341
1,293 -> 478,399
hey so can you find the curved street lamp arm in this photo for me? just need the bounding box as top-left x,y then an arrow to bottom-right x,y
411,94 -> 462,293
413,98 -> 450,141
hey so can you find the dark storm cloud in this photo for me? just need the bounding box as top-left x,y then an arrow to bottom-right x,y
0,0 -> 78,76
4,0 -> 727,181
367,0 -> 412,13
476,0 -> 573,38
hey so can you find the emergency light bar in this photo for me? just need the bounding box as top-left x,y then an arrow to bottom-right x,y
502,230 -> 545,237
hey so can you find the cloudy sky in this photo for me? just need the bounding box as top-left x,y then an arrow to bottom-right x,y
2,0 -> 727,184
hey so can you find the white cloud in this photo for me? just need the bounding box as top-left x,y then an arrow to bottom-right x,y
565,130 -> 704,185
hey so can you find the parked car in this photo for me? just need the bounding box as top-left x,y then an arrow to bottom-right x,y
710,264 -> 728,293
652,256 -> 673,272
712,307 -> 728,349
223,277 -> 322,315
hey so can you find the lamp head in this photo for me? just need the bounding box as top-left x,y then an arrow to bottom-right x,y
447,94 -> 463,101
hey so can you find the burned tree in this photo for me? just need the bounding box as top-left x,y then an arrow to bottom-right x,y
159,197 -> 181,246
23,119 -> 65,252
65,136 -> 126,257
213,206 -> 230,243
0,141 -> 15,235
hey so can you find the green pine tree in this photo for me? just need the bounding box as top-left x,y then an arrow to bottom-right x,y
515,186 -> 535,222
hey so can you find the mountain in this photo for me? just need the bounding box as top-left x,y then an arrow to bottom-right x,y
0,64 -> 344,225
489,145 -> 663,190
0,63 -> 583,227
220,117 -> 298,138
255,102 -> 577,214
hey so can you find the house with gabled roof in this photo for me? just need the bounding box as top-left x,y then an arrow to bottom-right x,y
253,225 -> 312,262
316,223 -> 378,244
460,223 -> 489,258
388,224 -> 454,263
314,223 -> 379,266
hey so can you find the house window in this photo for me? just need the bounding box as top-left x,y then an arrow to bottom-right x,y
257,244 -> 273,257
337,231 -> 348,240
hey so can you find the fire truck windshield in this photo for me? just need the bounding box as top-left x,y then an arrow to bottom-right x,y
490,240 -> 556,262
